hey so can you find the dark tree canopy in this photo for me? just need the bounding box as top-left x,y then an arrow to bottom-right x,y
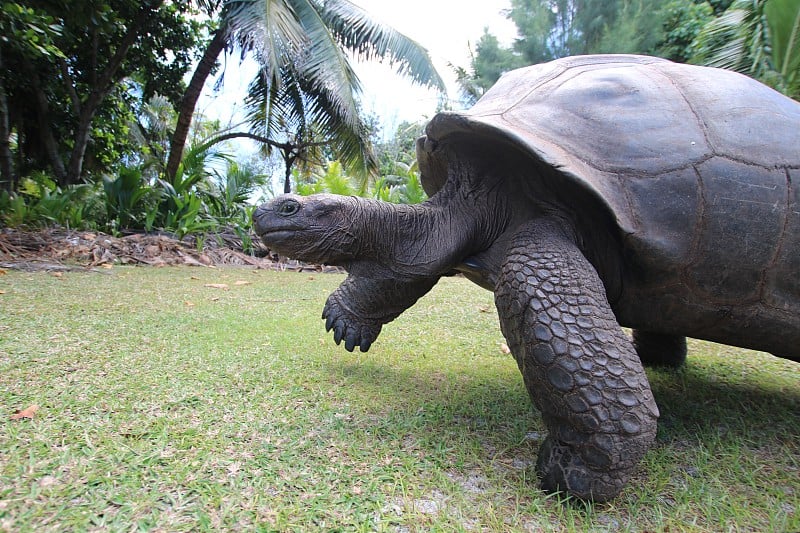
0,1 -> 207,189
456,0 -> 752,104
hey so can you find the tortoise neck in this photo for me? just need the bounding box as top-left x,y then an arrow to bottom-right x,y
347,179 -> 506,280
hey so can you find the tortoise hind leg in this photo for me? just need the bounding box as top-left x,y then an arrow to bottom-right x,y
495,218 -> 659,501
632,330 -> 687,368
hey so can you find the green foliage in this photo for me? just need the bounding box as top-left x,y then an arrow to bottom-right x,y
102,166 -> 153,231
295,158 -> 428,205
658,1 -> 715,62
455,31 -> 524,104
457,0 -> 788,100
764,0 -> 800,97
0,131 -> 270,250
457,0 -> 677,99
0,173 -> 97,228
296,160 -> 360,196
1,1 -> 207,186
374,162 -> 427,204
208,160 -> 269,221
593,0 -> 667,55
158,190 -> 216,239
0,2 -> 63,59
691,0 -> 800,98
148,143 -> 228,236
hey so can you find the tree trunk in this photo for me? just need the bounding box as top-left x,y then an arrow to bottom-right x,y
284,163 -> 292,194
282,147 -> 299,194
21,58 -> 67,182
0,49 -> 15,191
62,1 -> 163,185
165,27 -> 227,183
64,109 -> 97,185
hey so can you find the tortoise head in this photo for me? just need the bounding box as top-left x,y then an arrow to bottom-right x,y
253,194 -> 364,266
253,184 -> 512,281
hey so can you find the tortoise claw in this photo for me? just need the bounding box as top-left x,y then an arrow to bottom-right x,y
333,323 -> 345,345
323,291 -> 382,352
359,337 -> 372,353
344,334 -> 357,352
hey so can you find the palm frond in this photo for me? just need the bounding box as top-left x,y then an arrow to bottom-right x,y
230,0 -> 441,189
245,64 -> 307,142
287,0 -> 363,129
224,0 -> 306,87
293,70 -> 376,181
691,3 -> 755,72
765,0 -> 800,97
321,0 -> 446,92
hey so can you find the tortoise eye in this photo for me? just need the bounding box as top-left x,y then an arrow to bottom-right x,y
277,199 -> 300,217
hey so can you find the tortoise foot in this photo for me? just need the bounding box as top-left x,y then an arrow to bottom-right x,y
321,275 -> 440,352
536,434 -> 632,502
322,290 -> 382,352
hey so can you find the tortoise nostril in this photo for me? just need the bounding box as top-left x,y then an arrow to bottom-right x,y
252,205 -> 267,223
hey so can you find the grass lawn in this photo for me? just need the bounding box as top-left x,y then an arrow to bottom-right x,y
0,266 -> 798,532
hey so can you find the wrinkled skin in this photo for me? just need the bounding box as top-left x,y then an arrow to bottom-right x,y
252,150 -> 660,502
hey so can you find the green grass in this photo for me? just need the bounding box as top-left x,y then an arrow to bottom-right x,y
0,267 -> 798,532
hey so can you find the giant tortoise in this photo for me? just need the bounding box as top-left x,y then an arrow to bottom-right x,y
253,54 -> 800,501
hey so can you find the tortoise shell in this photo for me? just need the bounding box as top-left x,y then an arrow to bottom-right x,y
418,54 -> 800,316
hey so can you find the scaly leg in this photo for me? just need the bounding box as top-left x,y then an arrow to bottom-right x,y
495,219 -> 659,501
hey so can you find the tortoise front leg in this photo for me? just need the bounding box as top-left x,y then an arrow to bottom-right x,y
495,219 -> 659,501
323,274 -> 439,352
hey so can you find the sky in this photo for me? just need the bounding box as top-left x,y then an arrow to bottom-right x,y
349,0 -> 517,133
197,0 -> 517,141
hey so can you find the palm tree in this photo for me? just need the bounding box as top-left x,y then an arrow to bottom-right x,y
691,0 -> 799,99
166,0 -> 445,189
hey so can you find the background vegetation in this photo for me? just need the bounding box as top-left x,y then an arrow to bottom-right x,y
457,0 -> 799,102
1,0 -> 798,243
1,268 -> 797,531
0,0 -> 442,241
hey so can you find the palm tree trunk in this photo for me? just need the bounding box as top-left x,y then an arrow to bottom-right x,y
165,27 -> 227,183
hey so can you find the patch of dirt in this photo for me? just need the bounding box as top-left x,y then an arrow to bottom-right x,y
0,227 -> 340,273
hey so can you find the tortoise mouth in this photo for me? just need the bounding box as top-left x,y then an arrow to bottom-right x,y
252,205 -> 305,242
254,227 -> 302,246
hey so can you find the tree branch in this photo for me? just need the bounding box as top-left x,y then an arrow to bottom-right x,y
57,57 -> 81,116
201,131 -> 330,152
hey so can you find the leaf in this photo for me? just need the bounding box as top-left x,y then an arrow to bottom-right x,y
10,404 -> 39,420
184,301 -> 195,307
0,268 -> 7,275
765,0 -> 800,87
204,283 -> 229,290
233,280 -> 251,286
